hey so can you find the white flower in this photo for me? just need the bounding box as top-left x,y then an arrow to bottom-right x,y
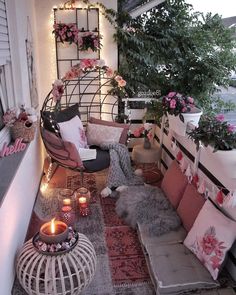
97,59 -> 105,67
53,79 -> 64,87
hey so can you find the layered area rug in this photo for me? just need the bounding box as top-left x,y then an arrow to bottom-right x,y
12,168 -> 156,295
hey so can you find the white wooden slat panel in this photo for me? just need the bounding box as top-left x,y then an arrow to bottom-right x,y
0,16 -> 7,26
0,2 -> 5,11
0,41 -> 9,50
0,33 -> 8,42
0,9 -> 6,19
0,25 -> 7,34
0,49 -> 10,58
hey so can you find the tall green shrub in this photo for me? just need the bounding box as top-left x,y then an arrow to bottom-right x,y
116,0 -> 236,111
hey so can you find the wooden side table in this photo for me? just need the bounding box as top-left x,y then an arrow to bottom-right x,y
132,144 -> 161,183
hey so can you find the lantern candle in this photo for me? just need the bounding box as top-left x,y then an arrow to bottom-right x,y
39,218 -> 69,244
63,198 -> 71,206
78,196 -> 89,216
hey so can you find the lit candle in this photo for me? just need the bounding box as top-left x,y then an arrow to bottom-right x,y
63,198 -> 71,206
39,218 -> 69,244
79,197 -> 88,208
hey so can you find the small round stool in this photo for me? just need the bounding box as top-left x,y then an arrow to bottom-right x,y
16,233 -> 97,295
132,144 -> 161,183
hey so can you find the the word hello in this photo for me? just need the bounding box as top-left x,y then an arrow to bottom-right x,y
0,138 -> 27,158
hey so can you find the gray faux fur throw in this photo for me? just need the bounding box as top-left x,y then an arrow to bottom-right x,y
100,142 -> 143,189
115,185 -> 181,237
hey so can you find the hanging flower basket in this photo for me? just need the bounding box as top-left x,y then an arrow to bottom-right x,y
168,107 -> 202,136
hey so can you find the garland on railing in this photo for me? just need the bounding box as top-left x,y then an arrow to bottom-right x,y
51,58 -> 127,102
173,147 -> 236,208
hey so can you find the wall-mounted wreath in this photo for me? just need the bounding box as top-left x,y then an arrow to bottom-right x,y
52,23 -> 79,44
78,31 -> 102,52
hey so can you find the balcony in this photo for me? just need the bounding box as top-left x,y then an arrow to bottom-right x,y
0,0 -> 236,294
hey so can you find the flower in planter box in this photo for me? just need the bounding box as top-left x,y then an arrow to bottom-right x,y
78,31 -> 102,52
133,123 -> 153,140
52,23 -> 79,44
162,92 -> 195,116
187,115 -> 236,151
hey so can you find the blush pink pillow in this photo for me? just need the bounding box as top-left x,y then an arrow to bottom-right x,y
177,184 -> 205,232
184,200 -> 236,280
42,129 -> 83,168
89,117 -> 129,145
161,160 -> 188,208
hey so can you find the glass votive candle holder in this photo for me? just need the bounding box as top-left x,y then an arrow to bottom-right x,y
75,187 -> 91,217
58,189 -> 76,226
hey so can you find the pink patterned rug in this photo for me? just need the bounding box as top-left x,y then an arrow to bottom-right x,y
67,171 -> 152,286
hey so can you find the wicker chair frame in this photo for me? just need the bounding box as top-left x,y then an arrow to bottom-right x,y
40,69 -> 121,183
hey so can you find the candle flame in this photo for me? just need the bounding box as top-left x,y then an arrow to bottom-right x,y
50,218 -> 56,234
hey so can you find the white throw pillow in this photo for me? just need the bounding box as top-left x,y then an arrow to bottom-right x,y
86,122 -> 123,146
184,200 -> 236,280
58,115 -> 87,150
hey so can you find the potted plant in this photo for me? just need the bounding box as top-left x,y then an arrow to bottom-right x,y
188,114 -> 236,178
162,92 -> 202,136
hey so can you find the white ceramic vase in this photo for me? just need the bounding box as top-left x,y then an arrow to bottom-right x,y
167,107 -> 202,136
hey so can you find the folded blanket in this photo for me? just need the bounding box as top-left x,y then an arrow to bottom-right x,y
100,142 -> 143,190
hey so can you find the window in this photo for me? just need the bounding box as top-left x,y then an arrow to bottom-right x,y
0,0 -> 14,148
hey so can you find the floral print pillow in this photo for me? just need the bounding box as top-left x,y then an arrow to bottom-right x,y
184,200 -> 236,280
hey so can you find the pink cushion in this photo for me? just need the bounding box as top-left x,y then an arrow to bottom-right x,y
42,129 -> 83,169
89,117 -> 129,145
177,184 -> 205,232
161,160 -> 188,208
184,200 -> 236,280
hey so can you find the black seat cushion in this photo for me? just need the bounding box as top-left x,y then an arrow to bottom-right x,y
42,103 -> 80,132
83,146 -> 110,172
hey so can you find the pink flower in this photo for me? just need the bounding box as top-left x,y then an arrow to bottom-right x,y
215,114 -> 224,122
188,97 -> 194,104
67,32 -> 72,37
147,131 -> 153,140
210,255 -> 222,270
167,92 -> 176,98
64,70 -> 77,80
169,99 -> 176,109
133,126 -> 145,137
52,79 -> 64,101
115,75 -> 123,82
182,107 -> 187,113
201,234 -> 218,255
118,79 -> 126,87
105,67 -> 113,77
227,124 -> 236,133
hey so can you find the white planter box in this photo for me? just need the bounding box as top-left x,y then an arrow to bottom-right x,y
206,146 -> 236,179
167,107 -> 202,136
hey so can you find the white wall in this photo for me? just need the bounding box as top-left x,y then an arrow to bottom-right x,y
0,0 -> 44,294
34,0 -> 118,107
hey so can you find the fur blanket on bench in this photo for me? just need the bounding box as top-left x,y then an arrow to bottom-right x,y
116,185 -> 181,236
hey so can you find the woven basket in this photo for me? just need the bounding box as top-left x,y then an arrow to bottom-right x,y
11,120 -> 37,143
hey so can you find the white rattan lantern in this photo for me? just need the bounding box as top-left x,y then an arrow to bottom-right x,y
16,233 -> 97,295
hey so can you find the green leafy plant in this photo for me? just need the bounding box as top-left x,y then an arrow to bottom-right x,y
187,115 -> 236,151
116,0 -> 236,113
